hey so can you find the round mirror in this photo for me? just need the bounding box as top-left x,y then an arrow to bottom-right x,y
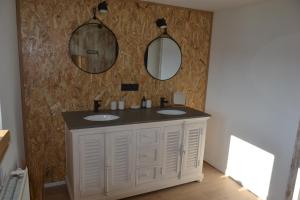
144,35 -> 182,80
69,21 -> 118,74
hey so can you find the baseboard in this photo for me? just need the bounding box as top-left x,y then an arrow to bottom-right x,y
44,180 -> 66,188
203,160 -> 226,174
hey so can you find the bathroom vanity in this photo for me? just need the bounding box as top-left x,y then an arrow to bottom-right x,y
63,107 -> 210,200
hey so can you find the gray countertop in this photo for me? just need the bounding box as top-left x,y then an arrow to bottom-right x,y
62,107 -> 211,130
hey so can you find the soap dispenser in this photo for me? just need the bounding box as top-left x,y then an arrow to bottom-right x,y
141,96 -> 146,109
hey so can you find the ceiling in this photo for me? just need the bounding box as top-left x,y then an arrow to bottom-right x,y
143,0 -> 264,11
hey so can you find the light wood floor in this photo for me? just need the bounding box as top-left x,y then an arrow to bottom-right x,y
45,163 -> 260,200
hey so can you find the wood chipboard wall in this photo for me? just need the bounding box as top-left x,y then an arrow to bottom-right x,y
18,0 -> 213,199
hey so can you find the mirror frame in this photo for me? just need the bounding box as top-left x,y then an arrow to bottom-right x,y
69,19 -> 119,74
144,33 -> 182,81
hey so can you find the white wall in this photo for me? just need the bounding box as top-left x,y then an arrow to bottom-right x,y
205,0 -> 300,200
0,0 -> 25,176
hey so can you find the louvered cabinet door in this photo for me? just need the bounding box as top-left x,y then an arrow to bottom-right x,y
182,122 -> 206,178
106,130 -> 135,193
79,134 -> 105,198
162,125 -> 183,179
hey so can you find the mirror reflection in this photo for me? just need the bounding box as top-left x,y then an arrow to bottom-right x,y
69,22 -> 118,74
145,36 -> 182,80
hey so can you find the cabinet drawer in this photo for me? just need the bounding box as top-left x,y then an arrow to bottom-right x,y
136,167 -> 160,185
138,147 -> 160,165
137,128 -> 161,146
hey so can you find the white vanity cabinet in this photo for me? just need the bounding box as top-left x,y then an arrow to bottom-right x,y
65,117 -> 209,200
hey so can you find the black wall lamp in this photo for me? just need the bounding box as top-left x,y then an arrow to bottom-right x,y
91,1 -> 108,20
98,1 -> 108,13
156,18 -> 167,29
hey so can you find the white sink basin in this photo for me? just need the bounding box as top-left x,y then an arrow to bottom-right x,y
157,109 -> 186,115
84,114 -> 120,121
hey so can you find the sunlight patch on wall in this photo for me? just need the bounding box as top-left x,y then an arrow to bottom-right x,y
292,168 -> 300,200
226,135 -> 274,200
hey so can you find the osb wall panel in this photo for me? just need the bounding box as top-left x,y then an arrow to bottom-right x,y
18,0 -> 213,199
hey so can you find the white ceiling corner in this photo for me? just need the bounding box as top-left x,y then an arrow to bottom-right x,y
142,0 -> 265,11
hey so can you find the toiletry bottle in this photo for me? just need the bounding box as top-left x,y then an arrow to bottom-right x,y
111,101 -> 117,110
141,96 -> 146,109
146,99 -> 152,108
118,97 -> 125,110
